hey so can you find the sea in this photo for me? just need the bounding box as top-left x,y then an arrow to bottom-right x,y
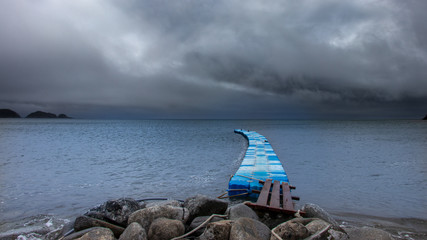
0,119 -> 426,239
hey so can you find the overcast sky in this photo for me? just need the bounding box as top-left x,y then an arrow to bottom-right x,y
0,0 -> 426,119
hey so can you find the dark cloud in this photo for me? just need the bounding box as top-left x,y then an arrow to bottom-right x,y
0,0 -> 425,119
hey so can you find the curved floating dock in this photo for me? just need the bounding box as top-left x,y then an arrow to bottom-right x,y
228,129 -> 289,198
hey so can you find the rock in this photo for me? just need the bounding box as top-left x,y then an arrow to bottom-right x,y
0,109 -> 20,118
119,222 -> 147,240
305,219 -> 330,235
128,205 -> 189,231
271,220 -> 310,240
184,195 -> 228,222
328,229 -> 349,240
230,217 -> 271,240
227,203 -> 259,221
63,227 -> 102,240
199,220 -> 233,240
188,216 -> 224,236
58,113 -> 72,118
74,215 -> 124,238
26,111 -> 57,118
86,198 -> 144,226
147,218 -> 185,240
344,226 -> 394,240
77,227 -> 115,240
146,199 -> 183,208
301,203 -> 344,231
423,114 -> 427,120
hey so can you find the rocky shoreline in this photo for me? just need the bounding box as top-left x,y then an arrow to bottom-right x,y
1,195 -> 401,240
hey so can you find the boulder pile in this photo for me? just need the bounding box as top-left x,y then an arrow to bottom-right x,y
41,194 -> 395,240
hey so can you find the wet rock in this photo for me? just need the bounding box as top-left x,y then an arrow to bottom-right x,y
146,199 -> 183,208
227,203 -> 259,221
230,217 -> 271,240
199,220 -> 233,240
77,227 -> 115,240
85,198 -> 143,226
344,226 -> 394,240
147,218 -> 185,240
188,216 -> 224,236
184,195 -> 228,222
301,203 -> 344,231
74,215 -> 124,238
128,205 -> 189,231
271,221 -> 310,240
119,222 -> 147,240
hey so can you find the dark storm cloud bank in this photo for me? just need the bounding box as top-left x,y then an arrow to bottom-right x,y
0,0 -> 426,119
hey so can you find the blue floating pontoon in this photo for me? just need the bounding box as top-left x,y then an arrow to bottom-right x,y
228,129 -> 289,198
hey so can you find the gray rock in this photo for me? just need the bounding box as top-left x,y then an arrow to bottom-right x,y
199,220 -> 233,240
328,229 -> 349,240
128,205 -> 189,231
271,221 -> 310,240
146,199 -> 183,208
77,227 -> 115,240
305,219 -> 330,235
74,215 -> 124,238
344,226 -> 394,240
227,203 -> 259,221
147,218 -> 185,240
301,203 -> 344,231
119,222 -> 147,240
189,216 -> 224,236
63,228 -> 103,240
184,195 -> 228,222
86,198 -> 144,226
230,217 -> 271,240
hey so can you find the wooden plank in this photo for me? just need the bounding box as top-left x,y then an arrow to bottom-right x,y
282,182 -> 294,210
256,179 -> 272,206
270,180 -> 281,208
244,202 -> 297,215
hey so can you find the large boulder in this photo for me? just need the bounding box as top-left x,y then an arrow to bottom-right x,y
119,222 -> 147,240
301,203 -> 344,231
188,216 -> 224,236
77,227 -> 115,240
227,203 -> 259,221
85,198 -> 144,226
128,205 -> 189,231
271,220 -> 310,240
199,220 -> 233,240
230,217 -> 271,240
74,215 -> 124,238
147,218 -> 185,240
184,195 -> 228,222
344,226 -> 395,240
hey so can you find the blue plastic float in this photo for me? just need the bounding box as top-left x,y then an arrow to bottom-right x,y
228,129 -> 289,198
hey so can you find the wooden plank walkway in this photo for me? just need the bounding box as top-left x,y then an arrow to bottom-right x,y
245,179 -> 300,215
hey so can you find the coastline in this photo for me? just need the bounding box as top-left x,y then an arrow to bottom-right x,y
1,196 -> 426,240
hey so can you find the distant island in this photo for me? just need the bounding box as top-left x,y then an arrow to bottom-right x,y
26,111 -> 72,119
423,114 -> 427,120
0,109 -> 72,119
0,109 -> 21,118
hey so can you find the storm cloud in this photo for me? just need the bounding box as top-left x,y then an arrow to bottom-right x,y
0,0 -> 426,119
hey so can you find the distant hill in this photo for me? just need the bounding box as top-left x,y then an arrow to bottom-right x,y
0,109 -> 21,118
26,111 -> 72,119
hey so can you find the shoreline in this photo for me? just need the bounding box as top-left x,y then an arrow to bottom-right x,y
1,196 -> 426,240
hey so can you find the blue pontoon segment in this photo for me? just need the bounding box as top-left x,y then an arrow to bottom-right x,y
228,129 -> 289,198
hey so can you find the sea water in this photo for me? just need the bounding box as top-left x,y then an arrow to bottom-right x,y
0,119 -> 426,238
